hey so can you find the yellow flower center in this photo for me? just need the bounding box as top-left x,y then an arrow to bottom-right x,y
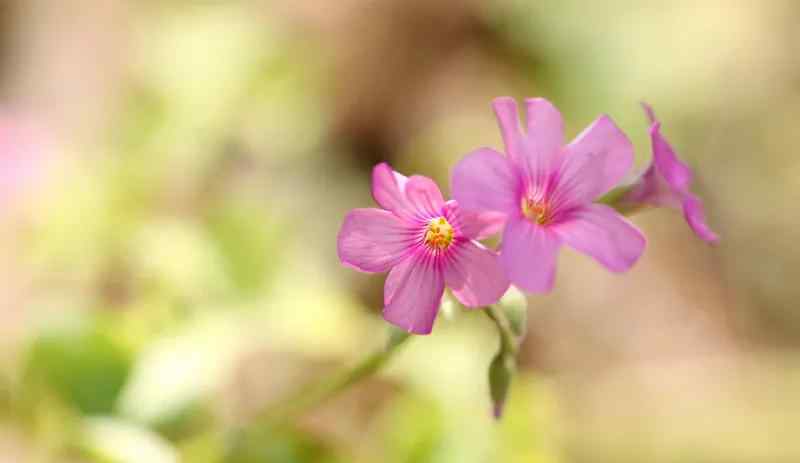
521,197 -> 551,225
424,217 -> 455,250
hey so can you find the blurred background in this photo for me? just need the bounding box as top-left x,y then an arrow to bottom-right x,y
0,0 -> 798,462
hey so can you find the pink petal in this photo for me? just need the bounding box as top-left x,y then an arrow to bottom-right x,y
499,218 -> 561,294
525,98 -> 564,150
643,103 -> 693,192
625,171 -> 718,244
383,255 -> 445,335
682,194 -> 719,245
622,164 -> 681,208
383,256 -> 407,305
337,208 -> 414,273
641,102 -> 657,125
451,147 -> 519,215
455,209 -> 506,240
552,204 -> 645,272
445,241 -> 509,307
442,200 -> 505,240
405,175 -> 445,218
650,121 -> 692,192
623,103 -> 719,245
492,97 -> 524,162
371,162 -> 413,217
521,98 -> 565,181
550,148 -> 611,212
563,115 -> 634,198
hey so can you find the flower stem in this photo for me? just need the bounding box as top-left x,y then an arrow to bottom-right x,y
257,327 -> 411,425
597,185 -> 650,216
485,304 -> 522,418
485,305 -> 519,356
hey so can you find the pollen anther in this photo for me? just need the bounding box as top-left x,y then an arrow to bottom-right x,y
424,217 -> 454,250
521,197 -> 551,225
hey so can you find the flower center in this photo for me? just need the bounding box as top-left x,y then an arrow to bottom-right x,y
424,217 -> 455,250
521,197 -> 551,225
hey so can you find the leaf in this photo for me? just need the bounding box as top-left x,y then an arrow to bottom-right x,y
24,317 -> 132,415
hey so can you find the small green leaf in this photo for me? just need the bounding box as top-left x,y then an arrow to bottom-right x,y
24,317 -> 132,415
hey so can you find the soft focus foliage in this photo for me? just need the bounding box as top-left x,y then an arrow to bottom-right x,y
0,1 -> 798,462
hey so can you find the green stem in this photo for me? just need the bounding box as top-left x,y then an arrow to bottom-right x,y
485,304 -> 521,418
597,185 -> 651,217
485,305 -> 518,356
596,185 -> 630,207
257,328 -> 411,425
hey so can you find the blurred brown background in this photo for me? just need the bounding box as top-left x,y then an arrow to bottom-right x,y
0,1 -> 798,462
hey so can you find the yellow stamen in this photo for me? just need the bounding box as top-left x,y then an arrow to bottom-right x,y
521,197 -> 551,225
424,217 -> 455,250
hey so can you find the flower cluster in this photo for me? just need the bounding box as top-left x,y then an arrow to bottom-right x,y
338,97 -> 718,334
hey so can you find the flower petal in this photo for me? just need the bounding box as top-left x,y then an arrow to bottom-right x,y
337,208 -> 414,273
456,209 -> 506,240
383,255 -> 445,335
622,164 -> 682,209
549,148 -> 610,213
442,200 -> 505,240
371,162 -> 412,216
643,103 -> 693,192
451,147 -> 519,215
642,102 -> 658,125
563,115 -> 634,198
444,241 -> 509,307
492,97 -> 524,162
650,121 -> 693,192
552,204 -> 645,272
499,217 -> 561,294
521,98 -> 564,182
404,175 -> 445,218
682,194 -> 719,244
622,104 -> 719,245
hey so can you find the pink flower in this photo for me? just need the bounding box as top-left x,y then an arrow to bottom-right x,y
623,103 -> 719,244
337,163 -> 509,334
451,97 -> 646,294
